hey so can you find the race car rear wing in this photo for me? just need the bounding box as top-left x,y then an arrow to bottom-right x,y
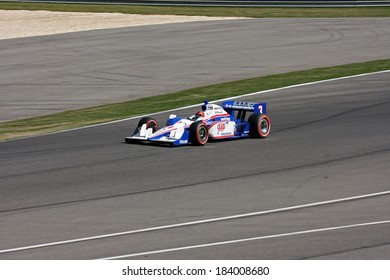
222,100 -> 267,114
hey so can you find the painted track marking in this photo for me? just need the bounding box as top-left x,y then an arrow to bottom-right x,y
0,190 -> 389,255
2,70 -> 389,143
101,220 -> 390,259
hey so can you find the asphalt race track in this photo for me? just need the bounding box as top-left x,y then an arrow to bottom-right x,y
1,18 -> 390,121
0,71 -> 389,259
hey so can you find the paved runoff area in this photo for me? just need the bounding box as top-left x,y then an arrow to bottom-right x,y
1,11 -> 390,122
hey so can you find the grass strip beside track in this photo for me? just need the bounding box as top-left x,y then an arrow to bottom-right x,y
1,59 -> 389,141
1,2 -> 390,17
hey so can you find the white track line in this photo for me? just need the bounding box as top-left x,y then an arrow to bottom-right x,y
0,190 -> 389,255
2,69 -> 389,143
101,220 -> 390,259
45,70 -> 390,127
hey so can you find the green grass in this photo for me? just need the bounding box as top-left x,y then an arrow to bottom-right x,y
1,2 -> 390,17
1,59 -> 389,141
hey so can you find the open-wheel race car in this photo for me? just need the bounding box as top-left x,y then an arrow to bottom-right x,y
125,100 -> 271,146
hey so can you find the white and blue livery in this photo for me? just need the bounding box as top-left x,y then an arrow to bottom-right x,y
125,100 -> 271,146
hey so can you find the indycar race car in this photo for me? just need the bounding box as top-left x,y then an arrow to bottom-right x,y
125,100 -> 271,146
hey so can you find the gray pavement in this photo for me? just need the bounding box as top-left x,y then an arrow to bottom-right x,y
1,18 -> 390,122
0,72 -> 389,259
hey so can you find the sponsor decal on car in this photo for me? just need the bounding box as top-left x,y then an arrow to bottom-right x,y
217,123 -> 226,132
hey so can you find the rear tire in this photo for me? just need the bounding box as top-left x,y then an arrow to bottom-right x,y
189,122 -> 209,145
248,114 -> 271,138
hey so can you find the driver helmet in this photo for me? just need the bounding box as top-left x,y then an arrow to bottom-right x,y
195,111 -> 205,118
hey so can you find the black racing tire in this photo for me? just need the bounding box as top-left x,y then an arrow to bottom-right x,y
248,114 -> 271,138
137,117 -> 158,133
189,122 -> 209,145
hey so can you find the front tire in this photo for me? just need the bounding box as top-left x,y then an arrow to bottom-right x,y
248,114 -> 271,138
137,117 -> 158,132
189,122 -> 209,145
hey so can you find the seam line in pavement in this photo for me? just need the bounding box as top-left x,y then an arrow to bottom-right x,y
0,190 -> 389,255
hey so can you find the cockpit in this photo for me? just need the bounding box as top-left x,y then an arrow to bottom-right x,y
188,101 -> 228,121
